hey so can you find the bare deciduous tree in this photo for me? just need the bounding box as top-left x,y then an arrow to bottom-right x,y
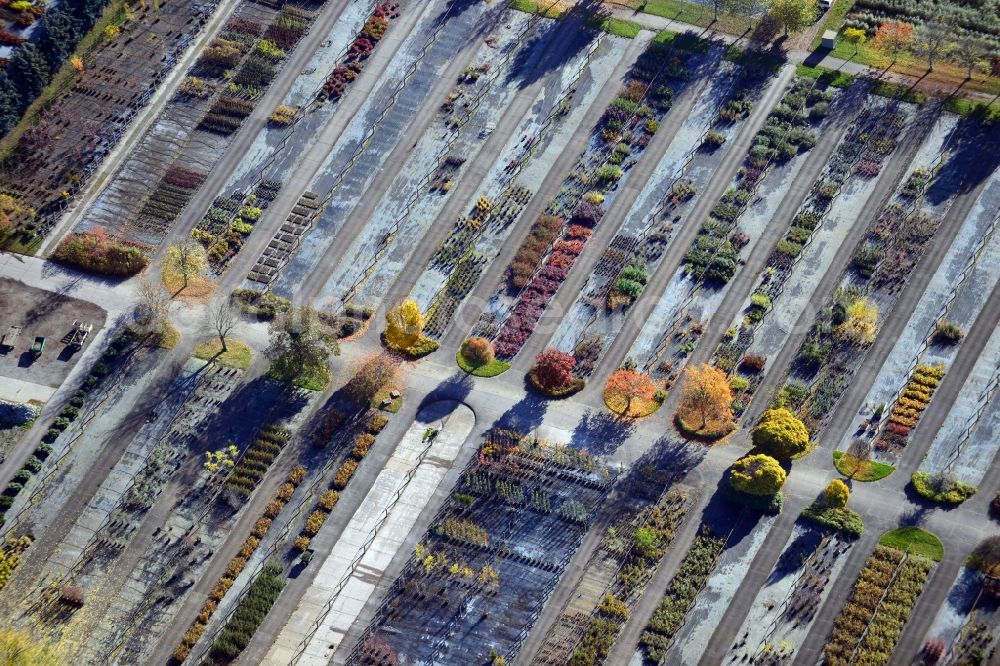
911,21 -> 952,71
207,299 -> 237,352
135,277 -> 169,336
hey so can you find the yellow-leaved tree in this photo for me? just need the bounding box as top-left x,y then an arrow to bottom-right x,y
384,299 -> 424,351
676,363 -> 734,436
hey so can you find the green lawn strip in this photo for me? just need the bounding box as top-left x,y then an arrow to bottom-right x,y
507,0 -> 569,19
585,15 -> 643,38
795,63 -> 855,88
879,527 -> 944,562
833,450 -> 894,481
267,364 -> 330,391
631,0 -> 750,35
193,338 -> 253,370
869,79 -> 927,104
653,29 -> 710,53
455,350 -> 511,377
943,97 -> 1000,121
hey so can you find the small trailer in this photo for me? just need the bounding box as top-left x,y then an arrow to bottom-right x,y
30,336 -> 45,356
1,325 -> 20,350
68,321 -> 93,350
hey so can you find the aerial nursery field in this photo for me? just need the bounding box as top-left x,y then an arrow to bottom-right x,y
0,0 -> 997,664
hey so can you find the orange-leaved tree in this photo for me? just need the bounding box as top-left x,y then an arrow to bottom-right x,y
873,21 -> 914,65
676,363 -> 733,433
604,369 -> 657,417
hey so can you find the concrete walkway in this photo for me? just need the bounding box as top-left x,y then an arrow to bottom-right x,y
263,401 -> 475,665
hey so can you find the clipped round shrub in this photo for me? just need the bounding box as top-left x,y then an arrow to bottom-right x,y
823,479 -> 850,508
729,454 -> 786,496
751,408 -> 810,459
461,337 -> 495,367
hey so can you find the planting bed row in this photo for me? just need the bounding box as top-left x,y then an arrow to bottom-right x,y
411,31 -> 632,339
355,429 -> 613,665
79,1 -> 320,247
723,523 -> 854,663
822,115 -> 1000,466
624,70 -> 843,388
532,482 -> 690,666
255,0 -> 492,294
0,0 -> 217,252
308,9 -> 576,310
823,544 -> 934,665
545,48 -> 759,368
473,34 -> 707,360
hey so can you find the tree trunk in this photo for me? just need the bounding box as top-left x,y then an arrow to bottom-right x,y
220,335 -> 227,353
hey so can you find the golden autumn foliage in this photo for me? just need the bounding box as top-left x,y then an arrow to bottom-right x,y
838,298 -> 879,345
676,364 -> 733,436
384,299 -> 424,350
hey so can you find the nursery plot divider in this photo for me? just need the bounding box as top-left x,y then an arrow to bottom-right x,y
642,72 -> 851,374
421,32 -> 607,336
0,342 -> 148,541
20,365 -> 244,612
245,0 -> 485,288
650,513 -> 746,665
480,39 -> 695,353
331,8 -> 584,307
568,63 -> 745,354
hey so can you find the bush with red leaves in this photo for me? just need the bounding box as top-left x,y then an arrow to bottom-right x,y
0,29 -> 25,46
566,224 -> 592,240
163,165 -> 207,190
740,354 -> 766,372
921,638 -> 945,664
554,239 -> 584,256
530,349 -> 576,391
855,160 -> 881,177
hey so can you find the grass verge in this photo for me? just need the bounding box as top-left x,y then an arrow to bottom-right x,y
795,63 -> 855,88
585,15 -> 642,38
879,526 -> 943,561
508,0 -> 569,19
456,350 -> 510,377
193,338 -> 252,370
630,0 -> 751,35
833,450 -> 894,481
